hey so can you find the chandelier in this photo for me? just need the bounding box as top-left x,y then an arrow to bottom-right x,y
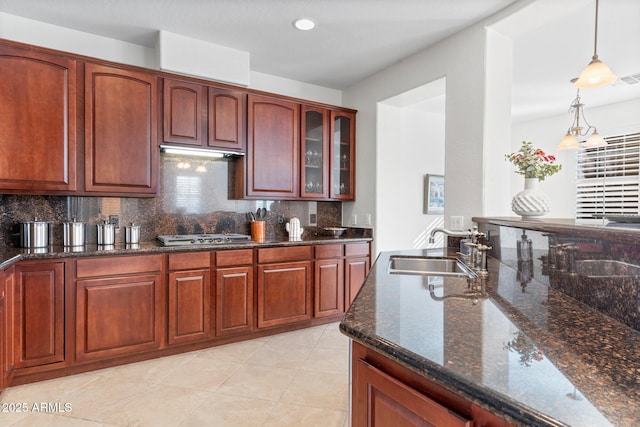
557,89 -> 606,150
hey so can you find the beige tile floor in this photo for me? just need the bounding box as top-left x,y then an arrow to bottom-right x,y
0,322 -> 351,427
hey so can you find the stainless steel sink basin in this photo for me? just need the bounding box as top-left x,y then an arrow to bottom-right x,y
388,256 -> 476,277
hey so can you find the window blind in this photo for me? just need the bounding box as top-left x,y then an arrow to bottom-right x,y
576,132 -> 640,219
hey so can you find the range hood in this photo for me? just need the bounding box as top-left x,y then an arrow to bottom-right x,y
160,145 -> 244,159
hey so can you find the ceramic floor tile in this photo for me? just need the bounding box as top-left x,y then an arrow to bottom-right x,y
195,339 -> 265,364
265,325 -> 326,348
105,352 -> 197,385
280,370 -> 349,411
157,357 -> 242,392
316,324 -> 351,350
244,340 -> 312,369
100,384 -> 211,426
215,364 -> 296,401
263,401 -> 347,427
6,411 -> 118,426
179,392 -> 275,427
301,347 -> 350,375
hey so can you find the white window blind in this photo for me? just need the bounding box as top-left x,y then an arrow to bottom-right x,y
576,132 -> 640,219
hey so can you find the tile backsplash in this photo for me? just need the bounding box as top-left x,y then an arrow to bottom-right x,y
0,154 -> 343,246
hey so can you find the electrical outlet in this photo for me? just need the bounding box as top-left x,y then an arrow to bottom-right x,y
450,216 -> 464,230
109,215 -> 120,229
277,214 -> 284,224
365,213 -> 372,226
309,213 -> 317,225
351,213 -> 357,225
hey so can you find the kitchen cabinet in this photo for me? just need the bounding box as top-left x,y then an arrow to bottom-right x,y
167,252 -> 212,345
162,79 -> 246,152
2,268 -> 14,389
257,246 -> 312,328
84,63 -> 158,195
0,270 -> 6,390
245,94 -> 300,199
352,341 -> 510,427
301,106 -> 329,199
314,244 -> 344,318
0,45 -> 77,193
214,249 -> 254,336
330,110 -> 356,200
13,262 -> 65,370
75,255 -> 163,362
345,242 -> 371,306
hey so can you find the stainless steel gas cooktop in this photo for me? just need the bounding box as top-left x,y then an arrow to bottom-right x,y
157,233 -> 251,246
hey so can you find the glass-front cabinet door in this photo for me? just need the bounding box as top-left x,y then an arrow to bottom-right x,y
301,106 -> 329,199
330,110 -> 355,200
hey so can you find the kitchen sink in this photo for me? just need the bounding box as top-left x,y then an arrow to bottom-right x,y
388,256 -> 476,277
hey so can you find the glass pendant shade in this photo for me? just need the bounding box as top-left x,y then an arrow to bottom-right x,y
584,130 -> 607,148
558,132 -> 580,150
573,55 -> 618,88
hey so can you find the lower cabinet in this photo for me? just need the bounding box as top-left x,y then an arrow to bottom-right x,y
167,252 -> 212,346
215,249 -> 254,336
314,244 -> 345,318
352,341 -> 511,427
345,243 -> 371,306
0,270 -> 6,391
13,262 -> 65,369
257,246 -> 313,328
75,255 -> 163,363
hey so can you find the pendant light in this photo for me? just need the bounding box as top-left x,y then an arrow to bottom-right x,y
558,89 -> 606,150
573,0 -> 617,88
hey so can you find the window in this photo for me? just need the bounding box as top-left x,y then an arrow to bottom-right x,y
576,132 -> 640,219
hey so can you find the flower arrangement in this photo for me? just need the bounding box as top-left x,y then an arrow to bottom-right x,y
505,141 -> 562,181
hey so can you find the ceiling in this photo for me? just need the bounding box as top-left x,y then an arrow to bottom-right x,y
0,0 -> 638,124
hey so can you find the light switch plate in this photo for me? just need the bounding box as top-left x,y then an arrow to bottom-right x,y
450,216 -> 464,230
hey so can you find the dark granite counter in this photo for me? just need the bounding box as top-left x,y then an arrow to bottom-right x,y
340,249 -> 640,427
0,234 -> 372,270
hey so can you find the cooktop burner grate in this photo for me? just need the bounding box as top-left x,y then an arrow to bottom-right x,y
157,233 -> 251,246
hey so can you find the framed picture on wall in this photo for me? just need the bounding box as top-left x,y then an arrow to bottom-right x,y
424,174 -> 444,214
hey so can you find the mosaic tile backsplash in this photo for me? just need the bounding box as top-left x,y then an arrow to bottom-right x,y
0,154 -> 343,247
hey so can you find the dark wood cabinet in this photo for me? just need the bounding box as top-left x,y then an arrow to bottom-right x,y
167,252 -> 212,345
84,63 -> 158,195
245,94 -> 300,199
162,79 -> 245,153
330,110 -> 356,200
215,249 -> 254,336
314,244 -> 345,317
0,270 -> 6,390
352,341 -> 511,427
75,255 -> 163,362
13,262 -> 65,369
0,45 -> 77,192
257,246 -> 312,328
345,243 -> 371,306
301,106 -> 329,199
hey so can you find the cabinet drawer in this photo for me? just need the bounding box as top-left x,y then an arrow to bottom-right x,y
76,254 -> 162,278
216,249 -> 254,267
168,251 -> 210,271
315,244 -> 343,259
345,242 -> 369,257
258,246 -> 313,264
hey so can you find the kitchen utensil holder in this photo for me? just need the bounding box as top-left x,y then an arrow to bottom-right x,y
251,221 -> 266,243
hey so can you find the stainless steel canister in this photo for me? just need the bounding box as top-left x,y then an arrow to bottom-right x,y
19,218 -> 51,248
96,221 -> 116,246
63,218 -> 86,247
125,223 -> 140,244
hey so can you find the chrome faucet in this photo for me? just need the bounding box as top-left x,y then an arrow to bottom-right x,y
428,226 -> 484,244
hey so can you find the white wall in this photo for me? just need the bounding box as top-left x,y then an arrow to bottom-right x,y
511,97 -> 640,217
0,12 -> 342,106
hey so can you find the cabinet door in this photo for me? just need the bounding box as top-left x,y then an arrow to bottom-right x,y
168,269 -> 211,345
257,261 -> 311,328
330,110 -> 356,200
301,106 -> 329,199
2,268 -> 13,385
0,46 -> 77,192
163,79 -> 206,146
208,87 -> 246,152
75,274 -> 163,362
13,263 -> 65,369
345,256 -> 370,306
215,266 -> 253,336
0,270 -> 5,390
85,63 -> 158,194
314,259 -> 344,317
246,94 -> 300,198
353,358 -> 473,427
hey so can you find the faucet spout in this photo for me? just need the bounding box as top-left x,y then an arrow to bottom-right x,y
428,228 -> 470,244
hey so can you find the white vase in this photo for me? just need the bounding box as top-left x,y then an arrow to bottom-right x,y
511,178 -> 550,218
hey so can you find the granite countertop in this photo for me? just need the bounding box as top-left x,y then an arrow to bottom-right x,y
0,234 -> 372,270
340,249 -> 640,427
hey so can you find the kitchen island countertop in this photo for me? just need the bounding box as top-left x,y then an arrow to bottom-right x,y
340,249 -> 640,426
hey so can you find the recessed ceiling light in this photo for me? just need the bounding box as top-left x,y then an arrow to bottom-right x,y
293,18 -> 315,31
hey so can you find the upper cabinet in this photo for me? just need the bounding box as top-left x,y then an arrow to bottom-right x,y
84,63 -> 158,195
245,94 -> 300,199
0,46 -> 77,192
301,106 -> 329,199
162,78 -> 245,153
330,110 -> 356,200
